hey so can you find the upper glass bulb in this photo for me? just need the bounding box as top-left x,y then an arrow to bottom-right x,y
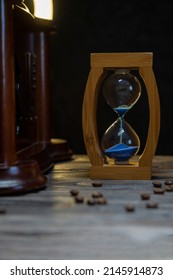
102,69 -> 141,116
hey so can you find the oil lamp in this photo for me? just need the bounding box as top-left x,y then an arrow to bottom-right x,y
0,0 -> 72,195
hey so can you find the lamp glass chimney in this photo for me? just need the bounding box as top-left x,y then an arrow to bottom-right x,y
33,0 -> 53,20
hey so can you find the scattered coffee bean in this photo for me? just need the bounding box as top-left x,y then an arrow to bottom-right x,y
95,197 -> 107,205
164,180 -> 173,185
92,191 -> 103,198
153,187 -> 165,194
74,196 -> 84,203
70,189 -> 79,196
0,207 -> 6,214
146,202 -> 158,209
125,204 -> 135,212
87,198 -> 96,205
92,181 -> 103,187
140,192 -> 150,200
165,185 -> 173,192
152,180 -> 162,188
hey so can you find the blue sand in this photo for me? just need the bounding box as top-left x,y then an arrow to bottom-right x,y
104,143 -> 138,161
114,107 -> 130,117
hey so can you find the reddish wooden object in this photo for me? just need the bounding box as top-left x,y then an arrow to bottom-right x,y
0,0 -> 72,195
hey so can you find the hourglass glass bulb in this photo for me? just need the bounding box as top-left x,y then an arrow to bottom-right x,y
102,69 -> 141,116
101,119 -> 140,162
101,69 -> 141,163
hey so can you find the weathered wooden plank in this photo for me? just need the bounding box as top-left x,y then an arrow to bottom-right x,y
0,155 -> 173,259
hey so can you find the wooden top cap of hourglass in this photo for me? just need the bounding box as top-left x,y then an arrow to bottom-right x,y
90,52 -> 153,68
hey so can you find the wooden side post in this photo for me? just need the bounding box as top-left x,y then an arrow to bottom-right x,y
0,0 -> 16,165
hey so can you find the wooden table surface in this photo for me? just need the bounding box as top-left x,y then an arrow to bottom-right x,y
1,155 -> 173,260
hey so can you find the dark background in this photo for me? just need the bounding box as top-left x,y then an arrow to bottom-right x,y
49,0 -> 173,155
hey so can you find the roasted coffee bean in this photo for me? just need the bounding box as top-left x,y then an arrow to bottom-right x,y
92,191 -> 103,198
87,199 -> 96,205
165,185 -> 173,192
92,181 -> 103,187
75,196 -> 84,203
164,180 -> 173,185
140,192 -> 150,200
70,189 -> 79,196
0,207 -> 6,214
152,180 -> 162,188
153,187 -> 165,194
146,202 -> 158,209
95,197 -> 107,205
125,204 -> 135,212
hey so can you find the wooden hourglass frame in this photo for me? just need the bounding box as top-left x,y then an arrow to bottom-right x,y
82,53 -> 160,180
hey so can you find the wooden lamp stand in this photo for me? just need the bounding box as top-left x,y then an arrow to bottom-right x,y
82,53 -> 160,180
0,0 -> 72,195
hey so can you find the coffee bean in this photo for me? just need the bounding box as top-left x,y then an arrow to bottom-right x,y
0,207 -> 6,214
146,202 -> 158,209
165,185 -> 173,192
140,192 -> 150,200
125,204 -> 135,212
95,197 -> 107,205
87,199 -> 96,205
153,187 -> 165,194
74,196 -> 84,203
152,180 -> 162,188
92,181 -> 103,187
92,191 -> 103,198
70,189 -> 79,196
164,180 -> 173,185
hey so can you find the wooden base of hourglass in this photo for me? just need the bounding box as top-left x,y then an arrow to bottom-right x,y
82,53 -> 160,180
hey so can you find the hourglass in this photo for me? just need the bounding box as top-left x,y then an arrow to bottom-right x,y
82,53 -> 160,180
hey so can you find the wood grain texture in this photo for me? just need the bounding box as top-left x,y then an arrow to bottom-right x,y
91,52 -> 153,68
0,155 -> 173,260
